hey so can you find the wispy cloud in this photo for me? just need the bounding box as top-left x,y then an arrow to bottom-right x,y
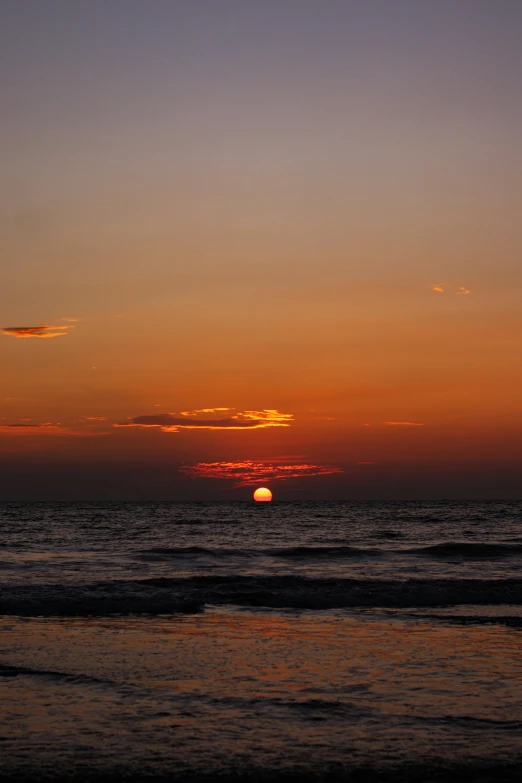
1,321 -> 77,339
81,416 -> 107,421
180,408 -> 233,416
180,460 -> 343,487
431,284 -> 471,295
0,419 -> 109,437
384,421 -> 425,427
0,421 -> 63,433
115,409 -> 293,432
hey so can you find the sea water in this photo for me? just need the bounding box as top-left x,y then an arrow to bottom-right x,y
1,501 -> 522,780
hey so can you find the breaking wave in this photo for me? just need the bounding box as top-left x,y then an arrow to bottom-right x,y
3,575 -> 522,616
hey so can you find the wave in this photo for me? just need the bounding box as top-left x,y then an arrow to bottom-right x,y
408,542 -> 522,558
137,545 -> 381,560
0,663 -> 116,686
138,546 -> 240,557
0,560 -> 30,570
267,545 -> 382,559
3,575 -> 522,616
0,590 -> 203,616
135,541 -> 522,562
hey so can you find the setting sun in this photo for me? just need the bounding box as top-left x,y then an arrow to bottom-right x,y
253,487 -> 273,502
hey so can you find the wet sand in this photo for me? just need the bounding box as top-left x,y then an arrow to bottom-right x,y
2,607 -> 522,781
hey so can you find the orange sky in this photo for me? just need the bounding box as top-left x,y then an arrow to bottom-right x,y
1,2 -> 521,499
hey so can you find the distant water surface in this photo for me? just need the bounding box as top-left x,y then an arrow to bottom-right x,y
1,501 -> 522,781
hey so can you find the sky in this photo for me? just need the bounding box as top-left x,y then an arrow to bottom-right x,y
1,0 -> 521,500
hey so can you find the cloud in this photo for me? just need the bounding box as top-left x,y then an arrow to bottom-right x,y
180,408 -> 233,416
0,420 -> 109,437
431,284 -> 471,295
82,416 -> 107,421
0,421 -> 63,433
1,422 -> 59,428
180,460 -> 343,487
384,421 -> 425,427
115,409 -> 293,432
1,322 -> 76,339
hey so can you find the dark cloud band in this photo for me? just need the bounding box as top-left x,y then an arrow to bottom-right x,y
115,409 -> 293,432
2,323 -> 75,339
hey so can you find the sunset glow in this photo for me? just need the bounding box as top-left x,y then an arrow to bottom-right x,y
0,1 -> 520,501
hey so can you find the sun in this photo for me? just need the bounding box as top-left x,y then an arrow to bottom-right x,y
253,487 -> 273,502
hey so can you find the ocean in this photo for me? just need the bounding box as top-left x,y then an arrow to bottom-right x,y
1,500 -> 522,781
